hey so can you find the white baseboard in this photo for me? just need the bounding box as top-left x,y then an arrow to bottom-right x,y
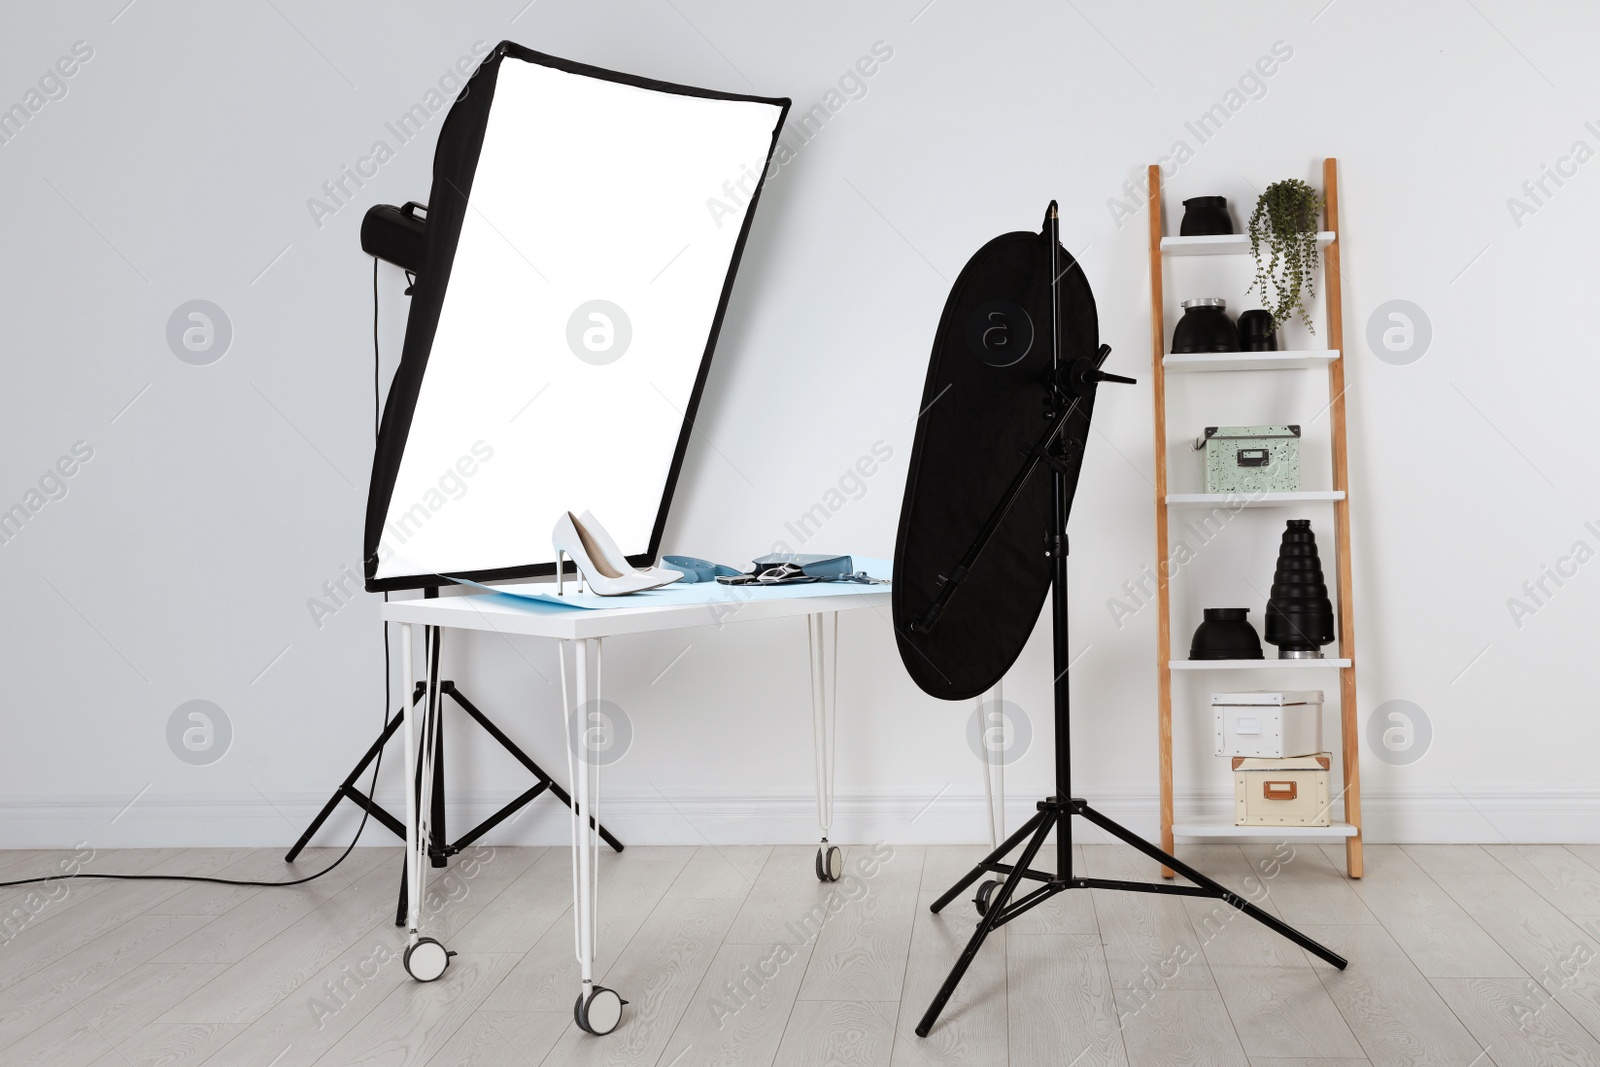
5,786 -> 1600,849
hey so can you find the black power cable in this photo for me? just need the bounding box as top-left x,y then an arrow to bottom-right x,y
0,259 -> 397,892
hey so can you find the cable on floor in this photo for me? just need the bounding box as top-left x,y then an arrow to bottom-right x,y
0,257 -> 401,893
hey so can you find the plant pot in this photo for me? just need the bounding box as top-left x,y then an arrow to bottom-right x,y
1180,196 -> 1232,236
1172,299 -> 1238,354
1237,309 -> 1279,352
1189,607 -> 1264,660
1248,180 -> 1322,333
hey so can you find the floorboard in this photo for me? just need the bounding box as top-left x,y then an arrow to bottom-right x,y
890,889 -> 1007,1067
156,858 -> 399,1027
1194,890 -> 1363,1061
192,911 -> 410,1067
1405,845 -> 1600,1051
1299,922 -> 1493,1066
476,846 -> 693,1014
539,896 -> 740,1066
1319,845 -> 1522,979
423,1010 -> 569,1066
1432,976 -> 1600,1067
1489,845 -> 1600,918
1007,931 -> 1129,1066
773,999 -> 897,1067
1114,985 -> 1249,1067
1085,842 -> 1219,993
0,841 -> 1595,1065
316,952 -> 519,1067
797,844 -> 923,1002
726,844 -> 844,946
657,940 -> 811,1067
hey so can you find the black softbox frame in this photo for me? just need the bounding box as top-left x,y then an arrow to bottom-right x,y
363,43 -> 790,592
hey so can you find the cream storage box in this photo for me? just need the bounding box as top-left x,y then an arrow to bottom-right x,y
1213,690 -> 1324,759
1233,752 -> 1332,826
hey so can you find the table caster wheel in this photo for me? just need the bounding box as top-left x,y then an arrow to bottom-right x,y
574,985 -> 627,1035
973,879 -> 1000,916
815,844 -> 843,883
403,937 -> 453,982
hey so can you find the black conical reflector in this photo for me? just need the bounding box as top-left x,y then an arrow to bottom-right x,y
1263,519 -> 1334,657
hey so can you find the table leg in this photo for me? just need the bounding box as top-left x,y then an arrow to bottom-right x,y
561,636 -> 625,1036
573,638 -> 595,987
401,623 -> 418,935
399,623 -> 452,981
980,679 -> 1006,848
808,612 -> 843,883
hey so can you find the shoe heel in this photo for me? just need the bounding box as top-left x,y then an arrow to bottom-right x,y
552,511 -> 678,597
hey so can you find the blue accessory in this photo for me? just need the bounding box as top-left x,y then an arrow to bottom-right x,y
661,555 -> 743,584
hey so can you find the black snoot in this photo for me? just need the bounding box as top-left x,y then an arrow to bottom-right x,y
1264,518 -> 1335,658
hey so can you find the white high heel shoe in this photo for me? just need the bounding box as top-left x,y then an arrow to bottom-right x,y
552,512 -> 682,597
576,510 -> 683,583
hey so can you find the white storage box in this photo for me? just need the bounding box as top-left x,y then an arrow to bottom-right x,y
1233,753 -> 1331,826
1212,690 -> 1323,759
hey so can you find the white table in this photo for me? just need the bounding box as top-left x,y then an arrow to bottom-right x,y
380,572 -> 891,1032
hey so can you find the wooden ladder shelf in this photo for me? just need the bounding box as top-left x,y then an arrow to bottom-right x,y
1146,157 -> 1364,878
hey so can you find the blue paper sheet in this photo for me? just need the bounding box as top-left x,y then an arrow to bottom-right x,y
447,557 -> 892,612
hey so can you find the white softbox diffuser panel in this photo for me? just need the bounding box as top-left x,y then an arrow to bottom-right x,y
365,46 -> 788,589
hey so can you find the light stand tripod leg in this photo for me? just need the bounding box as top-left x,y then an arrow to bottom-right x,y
916,811 -> 1056,1038
395,856 -> 409,929
1074,803 -> 1347,970
929,810 -> 1046,914
294,625 -> 625,901
426,626 -> 446,868
444,683 -> 624,853
285,709 -> 406,862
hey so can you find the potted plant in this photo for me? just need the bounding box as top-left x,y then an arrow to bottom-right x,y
1247,179 -> 1322,333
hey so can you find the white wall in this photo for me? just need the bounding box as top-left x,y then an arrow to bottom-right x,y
4,0 -> 1597,850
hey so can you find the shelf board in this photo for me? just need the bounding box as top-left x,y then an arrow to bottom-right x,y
1166,491 -> 1345,508
1164,350 -> 1339,373
1171,817 -> 1358,840
1161,232 -> 1335,257
1170,658 -> 1351,671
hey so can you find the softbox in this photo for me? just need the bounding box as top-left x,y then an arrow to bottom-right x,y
364,43 -> 790,591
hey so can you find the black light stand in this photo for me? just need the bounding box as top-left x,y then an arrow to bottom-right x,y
287,597 -> 623,927
912,206 -> 1346,1038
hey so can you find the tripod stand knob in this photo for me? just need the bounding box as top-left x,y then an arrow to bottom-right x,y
1058,354 -> 1137,398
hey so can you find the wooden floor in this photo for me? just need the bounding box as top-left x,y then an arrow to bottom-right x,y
4,840 -> 1600,1065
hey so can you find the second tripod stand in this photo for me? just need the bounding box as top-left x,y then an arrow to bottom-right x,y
286,624 -> 623,926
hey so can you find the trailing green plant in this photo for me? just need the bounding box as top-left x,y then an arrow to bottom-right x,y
1247,179 -> 1322,332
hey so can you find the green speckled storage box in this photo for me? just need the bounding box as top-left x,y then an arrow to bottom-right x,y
1196,425 -> 1301,494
